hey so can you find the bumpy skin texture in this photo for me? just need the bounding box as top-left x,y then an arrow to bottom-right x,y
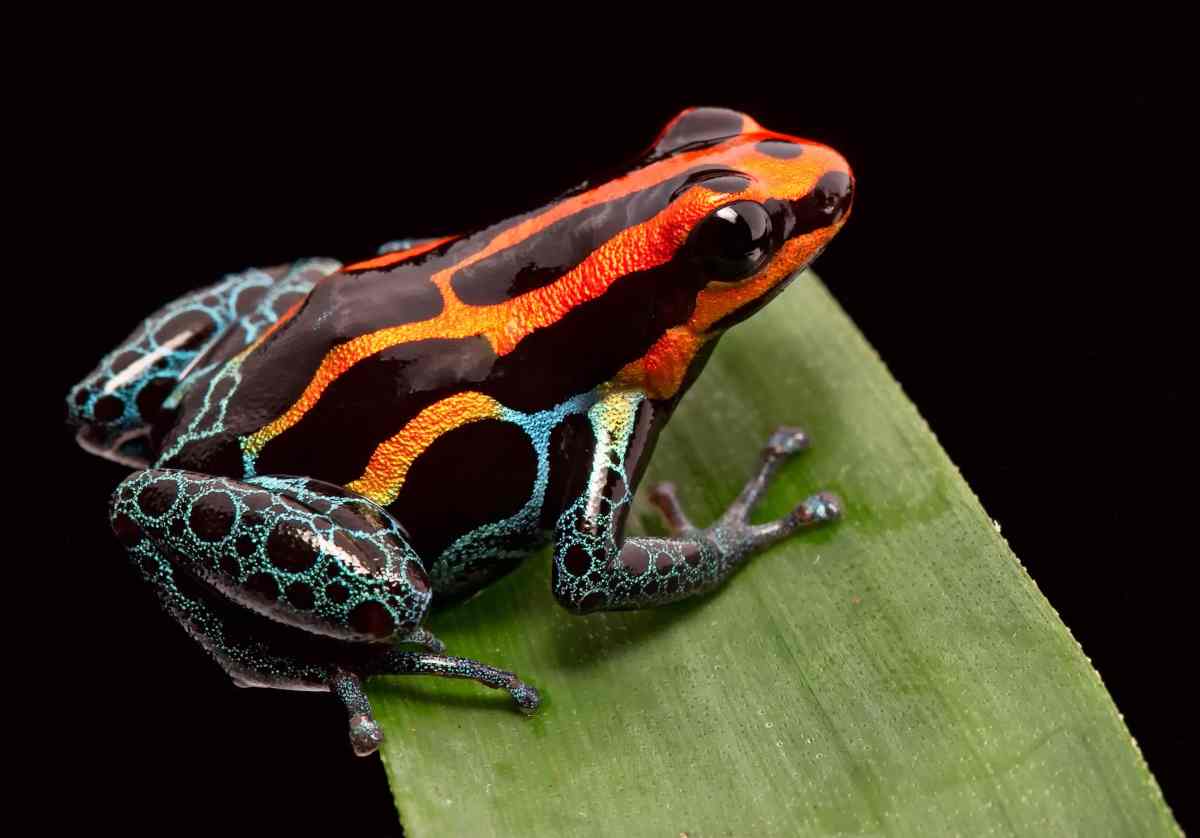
68,108 -> 854,756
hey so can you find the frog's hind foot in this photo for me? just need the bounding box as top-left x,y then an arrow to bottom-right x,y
368,651 -> 541,715
650,425 -> 842,550
331,670 -> 385,757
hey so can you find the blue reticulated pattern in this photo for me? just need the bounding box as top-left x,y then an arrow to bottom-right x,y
552,389 -> 726,613
427,390 -> 600,594
109,469 -> 433,644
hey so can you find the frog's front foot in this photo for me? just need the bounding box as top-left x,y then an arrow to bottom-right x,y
508,680 -> 541,715
650,425 -> 842,549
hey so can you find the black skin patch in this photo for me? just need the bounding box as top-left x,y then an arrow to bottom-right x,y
138,479 -> 177,516
245,572 -> 279,601
451,166 -> 743,306
756,139 -> 804,159
285,582 -> 315,610
391,419 -> 538,561
233,283 -> 270,316
563,544 -> 591,576
652,108 -> 747,158
789,171 -> 855,236
540,413 -> 595,528
112,350 -> 140,372
155,310 -> 217,350
135,376 -> 175,425
349,600 -> 395,639
266,522 -> 321,573
93,395 -> 124,423
217,271 -> 446,446
253,336 -> 496,486
189,491 -> 235,541
482,257 -> 706,413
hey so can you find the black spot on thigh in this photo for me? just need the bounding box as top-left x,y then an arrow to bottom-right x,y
266,522 -> 320,572
391,419 -> 537,561
112,350 -> 141,372
138,478 -> 178,516
93,395 -> 124,423
189,491 -> 235,541
155,310 -> 217,351
220,554 -> 240,578
349,600 -> 395,639
285,581 -> 315,610
245,572 -> 279,601
233,284 -> 269,316
756,139 -> 804,159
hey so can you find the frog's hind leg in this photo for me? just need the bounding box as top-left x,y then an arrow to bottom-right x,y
68,257 -> 339,466
110,467 -> 537,755
363,650 -> 541,714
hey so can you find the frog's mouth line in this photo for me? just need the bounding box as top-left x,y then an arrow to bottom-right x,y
75,425 -> 153,469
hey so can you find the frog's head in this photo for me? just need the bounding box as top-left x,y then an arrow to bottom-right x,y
511,107 -> 853,399
643,107 -> 854,335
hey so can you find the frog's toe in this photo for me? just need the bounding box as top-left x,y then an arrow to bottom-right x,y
793,491 -> 843,526
509,681 -> 541,715
348,713 -> 385,756
766,426 -> 810,457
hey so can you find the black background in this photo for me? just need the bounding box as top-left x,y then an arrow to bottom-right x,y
32,48 -> 1188,834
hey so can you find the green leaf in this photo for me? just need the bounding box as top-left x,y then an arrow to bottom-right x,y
369,274 -> 1178,836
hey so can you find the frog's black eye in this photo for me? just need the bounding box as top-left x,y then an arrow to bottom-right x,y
690,201 -> 774,282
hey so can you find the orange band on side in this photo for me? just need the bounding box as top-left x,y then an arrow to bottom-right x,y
344,391 -> 502,506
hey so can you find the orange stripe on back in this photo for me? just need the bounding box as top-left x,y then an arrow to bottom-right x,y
240,141 -> 759,459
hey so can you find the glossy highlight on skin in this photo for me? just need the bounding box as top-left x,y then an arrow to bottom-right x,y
67,107 -> 853,756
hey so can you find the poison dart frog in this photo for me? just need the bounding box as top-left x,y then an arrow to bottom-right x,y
67,108 -> 854,756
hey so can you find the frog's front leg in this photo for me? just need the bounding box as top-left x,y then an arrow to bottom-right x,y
110,469 -> 539,755
551,390 -> 841,613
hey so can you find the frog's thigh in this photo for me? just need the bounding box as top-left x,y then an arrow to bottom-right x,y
69,258 -> 340,466
110,469 -> 433,644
